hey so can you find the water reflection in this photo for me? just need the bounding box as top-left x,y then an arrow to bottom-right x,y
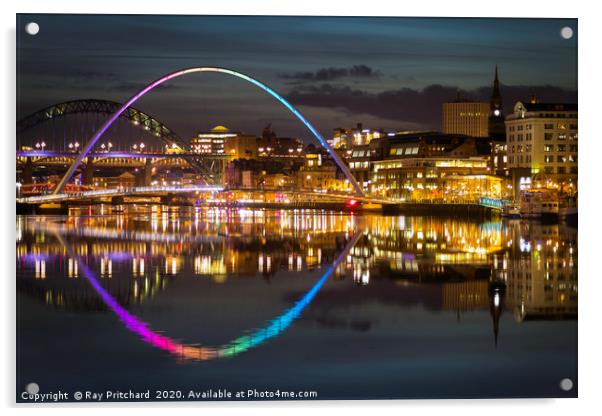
16,207 -> 577,362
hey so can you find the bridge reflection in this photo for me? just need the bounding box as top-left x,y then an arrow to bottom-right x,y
16,209 -> 577,360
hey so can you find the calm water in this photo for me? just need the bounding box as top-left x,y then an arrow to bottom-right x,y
16,206 -> 577,401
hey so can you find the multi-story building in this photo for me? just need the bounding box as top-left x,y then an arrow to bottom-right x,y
442,100 -> 490,138
191,125 -> 235,155
256,124 -> 304,157
224,133 -> 263,160
442,67 -> 505,140
369,132 -> 504,201
225,159 -> 289,189
490,140 -> 508,177
505,100 -> 578,196
330,123 -> 385,149
297,152 -> 352,192
348,145 -> 371,192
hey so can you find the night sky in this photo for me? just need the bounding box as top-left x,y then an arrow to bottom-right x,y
17,14 -> 577,144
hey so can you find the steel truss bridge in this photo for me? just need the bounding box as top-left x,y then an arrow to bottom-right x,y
17,99 -> 222,182
18,99 -> 186,148
16,150 -> 227,170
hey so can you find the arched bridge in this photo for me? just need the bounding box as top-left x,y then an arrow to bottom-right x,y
18,98 -> 221,182
17,99 -> 187,149
53,67 -> 364,197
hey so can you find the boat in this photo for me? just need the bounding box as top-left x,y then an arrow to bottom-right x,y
519,189 -> 559,221
502,203 -> 521,219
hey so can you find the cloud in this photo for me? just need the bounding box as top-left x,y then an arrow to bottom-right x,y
280,65 -> 380,82
286,83 -> 577,129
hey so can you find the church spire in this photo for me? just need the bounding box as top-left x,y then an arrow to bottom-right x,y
490,65 -> 502,109
488,65 -> 505,140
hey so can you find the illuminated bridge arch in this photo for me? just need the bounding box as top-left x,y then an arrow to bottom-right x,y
54,67 -> 364,196
17,99 -> 187,149
54,229 -> 362,361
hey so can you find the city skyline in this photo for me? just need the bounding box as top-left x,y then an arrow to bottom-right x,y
17,15 -> 577,143
15,13 -> 579,402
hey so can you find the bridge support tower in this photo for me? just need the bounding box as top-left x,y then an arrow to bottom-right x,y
136,159 -> 153,187
21,157 -> 34,184
82,158 -> 95,186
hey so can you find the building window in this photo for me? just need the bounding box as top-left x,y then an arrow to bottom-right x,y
544,145 -> 554,152
544,133 -> 553,141
558,144 -> 566,152
545,155 -> 554,163
544,124 -> 554,129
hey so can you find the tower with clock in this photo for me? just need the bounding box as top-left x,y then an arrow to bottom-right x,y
488,66 -> 506,140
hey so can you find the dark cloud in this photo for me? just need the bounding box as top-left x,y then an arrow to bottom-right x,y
69,70 -> 119,83
287,83 -> 577,130
280,65 -> 380,82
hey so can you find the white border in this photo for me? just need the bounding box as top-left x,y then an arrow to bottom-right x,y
2,1 -> 599,415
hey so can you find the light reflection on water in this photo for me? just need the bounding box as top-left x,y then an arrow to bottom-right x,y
16,206 -> 578,398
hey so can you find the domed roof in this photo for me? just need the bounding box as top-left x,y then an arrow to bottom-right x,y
211,125 -> 230,133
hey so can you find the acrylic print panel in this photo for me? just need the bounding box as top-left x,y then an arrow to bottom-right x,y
16,14 -> 578,402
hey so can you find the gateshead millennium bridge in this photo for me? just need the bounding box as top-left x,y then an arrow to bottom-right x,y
16,66 -> 503,215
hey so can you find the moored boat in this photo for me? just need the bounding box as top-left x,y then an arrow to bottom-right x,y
502,203 -> 521,219
519,189 -> 559,221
